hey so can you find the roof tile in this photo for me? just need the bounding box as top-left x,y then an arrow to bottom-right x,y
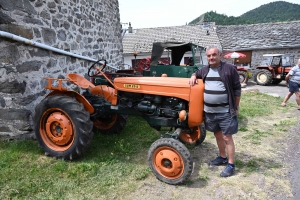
122,24 -> 220,54
216,21 -> 300,50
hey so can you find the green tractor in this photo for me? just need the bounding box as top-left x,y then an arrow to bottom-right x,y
138,41 -> 248,85
140,42 -> 207,77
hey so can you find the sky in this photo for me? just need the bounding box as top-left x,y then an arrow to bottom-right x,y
118,0 -> 300,29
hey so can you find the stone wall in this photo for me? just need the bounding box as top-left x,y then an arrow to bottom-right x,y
0,0 -> 123,138
216,21 -> 300,68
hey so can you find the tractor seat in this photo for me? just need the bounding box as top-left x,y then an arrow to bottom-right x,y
68,73 -> 95,89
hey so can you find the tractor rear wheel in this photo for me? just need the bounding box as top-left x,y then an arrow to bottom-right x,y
179,123 -> 206,146
238,71 -> 248,84
254,69 -> 273,86
148,138 -> 193,185
93,114 -> 128,134
34,95 -> 93,160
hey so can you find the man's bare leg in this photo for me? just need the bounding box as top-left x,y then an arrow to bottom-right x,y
223,135 -> 235,164
295,91 -> 300,109
281,92 -> 293,106
214,130 -> 226,158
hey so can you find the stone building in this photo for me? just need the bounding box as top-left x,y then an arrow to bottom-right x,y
0,0 -> 123,138
122,22 -> 220,67
122,21 -> 300,68
217,21 -> 300,67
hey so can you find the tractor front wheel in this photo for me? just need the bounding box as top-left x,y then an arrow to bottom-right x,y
179,123 -> 206,146
254,69 -> 273,86
148,138 -> 193,185
34,95 -> 93,160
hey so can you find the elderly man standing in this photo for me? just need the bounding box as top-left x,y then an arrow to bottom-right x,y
189,45 -> 241,177
285,59 -> 300,110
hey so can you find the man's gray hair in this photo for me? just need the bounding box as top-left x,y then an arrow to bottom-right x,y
206,45 -> 223,54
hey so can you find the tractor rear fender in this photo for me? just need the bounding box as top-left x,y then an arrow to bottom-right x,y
237,66 -> 248,72
46,91 -> 95,114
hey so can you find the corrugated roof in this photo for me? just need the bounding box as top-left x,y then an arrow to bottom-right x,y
122,24 -> 221,55
216,21 -> 300,50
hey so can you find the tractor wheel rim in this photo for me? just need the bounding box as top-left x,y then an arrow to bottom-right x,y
93,114 -> 117,130
258,73 -> 267,83
152,146 -> 184,179
40,109 -> 74,151
179,126 -> 200,144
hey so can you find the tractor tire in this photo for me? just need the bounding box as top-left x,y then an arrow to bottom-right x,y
34,95 -> 93,160
148,138 -> 193,185
179,123 -> 206,146
254,69 -> 273,86
93,114 -> 128,134
238,71 -> 248,84
271,79 -> 282,85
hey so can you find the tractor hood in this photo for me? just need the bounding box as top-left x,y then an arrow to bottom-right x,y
114,77 -> 202,101
114,76 -> 204,127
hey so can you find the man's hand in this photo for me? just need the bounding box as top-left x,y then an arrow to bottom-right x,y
189,74 -> 198,86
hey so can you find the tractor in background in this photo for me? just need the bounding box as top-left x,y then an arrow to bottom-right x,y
34,59 -> 206,185
139,41 -> 249,84
253,54 -> 294,86
140,42 -> 207,78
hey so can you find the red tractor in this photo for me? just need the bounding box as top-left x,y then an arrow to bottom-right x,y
253,54 -> 294,85
34,59 -> 206,185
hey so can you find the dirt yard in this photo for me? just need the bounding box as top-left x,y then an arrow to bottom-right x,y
122,114 -> 299,200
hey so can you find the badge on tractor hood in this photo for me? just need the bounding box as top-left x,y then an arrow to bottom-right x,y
124,84 -> 140,89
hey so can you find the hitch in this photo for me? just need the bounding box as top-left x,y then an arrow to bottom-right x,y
161,127 -> 182,139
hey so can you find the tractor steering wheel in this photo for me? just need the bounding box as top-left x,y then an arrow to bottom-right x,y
88,59 -> 107,77
139,57 -> 151,71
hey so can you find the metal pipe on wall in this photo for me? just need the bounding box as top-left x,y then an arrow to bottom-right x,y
0,31 -> 118,70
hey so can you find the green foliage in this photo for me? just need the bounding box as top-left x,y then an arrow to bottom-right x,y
243,129 -> 273,145
190,11 -> 250,25
189,1 -> 300,25
274,119 -> 297,131
241,1 -> 300,24
239,92 -> 278,117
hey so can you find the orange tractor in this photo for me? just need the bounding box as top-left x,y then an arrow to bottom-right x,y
34,59 -> 205,185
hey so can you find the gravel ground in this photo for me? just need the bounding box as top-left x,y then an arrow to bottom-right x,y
283,120 -> 300,200
245,79 -> 300,200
